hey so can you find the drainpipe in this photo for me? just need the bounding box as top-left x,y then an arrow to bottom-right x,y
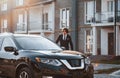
114,0 -> 118,55
26,8 -> 29,34
71,0 -> 78,51
94,0 -> 96,23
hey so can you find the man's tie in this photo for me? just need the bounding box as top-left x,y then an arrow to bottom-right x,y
64,35 -> 66,40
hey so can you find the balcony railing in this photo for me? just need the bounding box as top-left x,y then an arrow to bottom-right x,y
29,21 -> 41,31
16,21 -> 53,33
87,11 -> 120,24
29,21 -> 52,32
16,23 -> 27,32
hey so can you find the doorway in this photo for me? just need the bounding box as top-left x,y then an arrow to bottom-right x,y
108,33 -> 114,55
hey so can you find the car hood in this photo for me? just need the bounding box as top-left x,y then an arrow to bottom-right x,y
20,50 -> 86,59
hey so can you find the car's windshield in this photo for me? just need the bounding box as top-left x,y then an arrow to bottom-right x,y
15,36 -> 62,50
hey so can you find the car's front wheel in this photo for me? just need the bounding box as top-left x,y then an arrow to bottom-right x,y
53,75 -> 69,78
85,74 -> 93,78
17,67 -> 33,78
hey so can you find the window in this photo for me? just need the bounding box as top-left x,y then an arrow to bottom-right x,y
118,0 -> 120,17
16,0 -> 24,6
1,19 -> 8,32
42,13 -> 48,30
3,19 -> 7,28
118,0 -> 120,11
17,14 -> 24,31
85,30 -> 93,53
1,38 -> 16,51
85,1 -> 96,24
18,14 -> 23,24
0,38 -> 3,50
60,8 -> 70,28
107,1 -> 114,12
1,0 -> 7,11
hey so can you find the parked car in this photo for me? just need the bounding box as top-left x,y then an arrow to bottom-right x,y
0,33 -> 93,78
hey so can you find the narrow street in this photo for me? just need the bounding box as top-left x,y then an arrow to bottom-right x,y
94,74 -> 120,78
94,63 -> 120,78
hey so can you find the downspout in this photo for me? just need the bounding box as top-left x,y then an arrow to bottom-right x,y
71,0 -> 78,51
26,8 -> 29,34
94,0 -> 96,23
114,0 -> 118,55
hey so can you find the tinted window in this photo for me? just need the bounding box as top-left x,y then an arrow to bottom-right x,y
1,38 -> 16,51
0,37 -> 3,50
15,36 -> 62,50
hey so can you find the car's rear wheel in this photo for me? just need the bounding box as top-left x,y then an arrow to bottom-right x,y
53,74 -> 84,78
17,67 -> 33,78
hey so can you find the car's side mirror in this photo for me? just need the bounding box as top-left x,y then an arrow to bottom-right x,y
4,46 -> 18,55
4,46 -> 16,52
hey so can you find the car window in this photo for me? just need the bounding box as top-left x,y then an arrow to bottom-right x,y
15,36 -> 62,50
0,37 -> 3,50
1,38 -> 16,52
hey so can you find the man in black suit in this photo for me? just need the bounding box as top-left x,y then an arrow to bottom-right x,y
56,28 -> 73,50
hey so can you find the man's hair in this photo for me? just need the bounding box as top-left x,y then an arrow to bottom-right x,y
63,28 -> 69,33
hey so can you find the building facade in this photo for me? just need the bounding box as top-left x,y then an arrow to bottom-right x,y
0,0 -> 120,56
13,0 -> 56,40
78,0 -> 120,56
0,0 -> 14,33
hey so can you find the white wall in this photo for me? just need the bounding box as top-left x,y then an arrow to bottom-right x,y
101,28 -> 113,55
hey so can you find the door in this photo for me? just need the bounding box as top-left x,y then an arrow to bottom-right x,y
0,37 -> 4,75
85,30 -> 93,54
108,33 -> 114,55
0,38 -> 17,76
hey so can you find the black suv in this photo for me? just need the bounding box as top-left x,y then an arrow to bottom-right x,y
0,33 -> 93,78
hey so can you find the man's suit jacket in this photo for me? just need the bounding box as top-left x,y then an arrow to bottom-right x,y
56,34 -> 73,50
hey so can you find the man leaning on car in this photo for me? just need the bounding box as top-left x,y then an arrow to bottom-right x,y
56,28 -> 73,50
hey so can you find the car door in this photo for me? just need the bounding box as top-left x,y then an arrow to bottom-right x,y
0,37 -> 4,76
0,37 -> 17,76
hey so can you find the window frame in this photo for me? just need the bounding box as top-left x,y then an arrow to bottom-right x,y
3,19 -> 8,29
84,1 -> 96,24
1,0 -> 7,11
42,13 -> 49,30
17,13 -> 26,31
107,0 -> 114,12
16,0 -> 24,6
60,8 -> 70,29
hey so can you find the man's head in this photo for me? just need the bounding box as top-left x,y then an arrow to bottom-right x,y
62,28 -> 68,34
